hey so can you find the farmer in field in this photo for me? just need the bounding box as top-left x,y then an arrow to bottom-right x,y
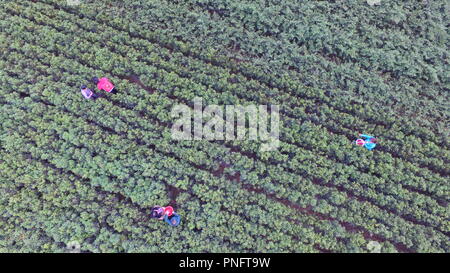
150,205 -> 180,226
80,85 -> 98,100
355,134 -> 377,151
164,212 -> 181,227
150,206 -> 174,220
150,206 -> 166,220
93,76 -> 115,93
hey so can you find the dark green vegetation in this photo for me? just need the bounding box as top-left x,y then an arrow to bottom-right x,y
0,0 -> 448,252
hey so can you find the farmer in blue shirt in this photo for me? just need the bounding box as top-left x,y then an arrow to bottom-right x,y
356,134 -> 377,151
164,212 -> 181,227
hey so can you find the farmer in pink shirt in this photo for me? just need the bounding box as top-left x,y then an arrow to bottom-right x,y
93,77 -> 115,93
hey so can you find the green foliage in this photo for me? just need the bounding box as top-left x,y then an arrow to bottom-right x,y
0,0 -> 448,253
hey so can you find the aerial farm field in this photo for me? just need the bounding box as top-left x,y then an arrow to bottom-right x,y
0,0 -> 448,253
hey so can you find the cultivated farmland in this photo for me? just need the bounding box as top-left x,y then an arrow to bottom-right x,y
0,0 -> 449,253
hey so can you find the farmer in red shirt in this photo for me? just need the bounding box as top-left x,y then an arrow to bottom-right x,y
93,77 -> 115,93
150,206 -> 176,219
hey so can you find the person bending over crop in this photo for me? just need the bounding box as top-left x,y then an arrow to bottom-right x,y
93,77 -> 115,93
151,206 -> 174,218
150,205 -> 180,226
164,212 -> 181,227
150,206 -> 166,220
80,85 -> 98,100
356,134 -> 377,151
